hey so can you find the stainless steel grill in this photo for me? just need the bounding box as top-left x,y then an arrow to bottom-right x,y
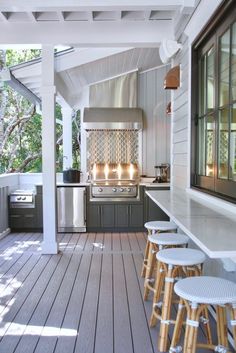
90,163 -> 140,201
10,189 -> 35,208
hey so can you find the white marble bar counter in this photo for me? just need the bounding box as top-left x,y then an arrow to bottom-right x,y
146,188 -> 236,259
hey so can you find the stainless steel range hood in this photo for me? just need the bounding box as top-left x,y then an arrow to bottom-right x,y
83,108 -> 143,130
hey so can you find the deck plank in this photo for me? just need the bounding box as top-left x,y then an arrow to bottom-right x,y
0,232 -> 226,353
54,253 -> 92,353
18,252 -> 81,353
123,253 -> 155,353
7,253 -> 72,353
74,253 -> 102,353
113,252 -> 133,353
94,253 -> 113,353
0,255 -> 61,351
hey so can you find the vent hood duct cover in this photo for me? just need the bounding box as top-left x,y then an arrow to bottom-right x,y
83,108 -> 143,130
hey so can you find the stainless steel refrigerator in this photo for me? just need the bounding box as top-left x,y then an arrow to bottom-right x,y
57,186 -> 86,232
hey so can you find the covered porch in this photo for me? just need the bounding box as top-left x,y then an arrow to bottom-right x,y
1,0 -> 236,352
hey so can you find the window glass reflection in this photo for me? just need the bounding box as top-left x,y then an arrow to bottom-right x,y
230,104 -> 236,181
218,108 -> 229,179
219,30 -> 230,107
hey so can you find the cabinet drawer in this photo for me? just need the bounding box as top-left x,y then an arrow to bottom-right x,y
9,214 -> 37,229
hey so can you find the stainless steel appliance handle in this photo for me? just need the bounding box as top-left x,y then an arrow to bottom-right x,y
83,190 -> 87,223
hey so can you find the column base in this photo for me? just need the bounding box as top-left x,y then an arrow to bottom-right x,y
41,240 -> 58,254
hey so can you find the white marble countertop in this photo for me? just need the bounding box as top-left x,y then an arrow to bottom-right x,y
35,182 -> 89,187
56,182 -> 89,186
140,182 -> 170,187
146,188 -> 236,259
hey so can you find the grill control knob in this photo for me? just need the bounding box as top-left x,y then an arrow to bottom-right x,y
16,196 -> 22,201
112,188 -> 117,192
22,196 -> 26,200
120,188 -> 124,192
98,188 -> 103,192
127,188 -> 132,192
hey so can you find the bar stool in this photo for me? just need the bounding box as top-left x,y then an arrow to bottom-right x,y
143,232 -> 189,300
149,248 -> 207,352
171,276 -> 236,353
141,221 -> 178,278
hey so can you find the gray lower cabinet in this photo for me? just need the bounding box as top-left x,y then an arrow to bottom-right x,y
87,202 -> 144,231
101,205 -> 115,228
144,187 -> 170,222
9,191 -> 43,231
129,204 -> 144,228
115,205 -> 129,227
9,208 -> 38,230
87,204 -> 101,228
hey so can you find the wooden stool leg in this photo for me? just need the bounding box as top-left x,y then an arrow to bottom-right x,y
202,306 -> 213,345
183,303 -> 201,353
158,264 -> 174,352
141,238 -> 150,277
216,305 -> 228,349
143,242 -> 156,300
149,261 -> 165,327
230,304 -> 236,349
170,299 -> 185,351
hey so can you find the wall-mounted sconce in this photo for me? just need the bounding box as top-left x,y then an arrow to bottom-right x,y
164,65 -> 180,90
159,39 -> 182,64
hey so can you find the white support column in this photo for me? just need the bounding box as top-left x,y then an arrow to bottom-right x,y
41,44 -> 58,254
62,106 -> 73,170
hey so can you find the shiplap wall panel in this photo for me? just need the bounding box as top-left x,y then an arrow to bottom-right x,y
173,128 -> 188,144
138,66 -> 171,176
172,33 -> 189,189
0,187 -> 9,234
173,114 -> 188,133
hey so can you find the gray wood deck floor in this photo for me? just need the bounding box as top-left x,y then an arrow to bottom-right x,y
0,232 -> 219,353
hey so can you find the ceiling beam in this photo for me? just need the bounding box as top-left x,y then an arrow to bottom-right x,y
55,48 -> 132,72
0,0 -> 183,12
57,11 -> 65,21
27,12 -> 37,22
7,72 -> 41,105
0,11 -> 8,22
144,11 -> 152,21
0,20 -> 173,46
173,0 -> 198,38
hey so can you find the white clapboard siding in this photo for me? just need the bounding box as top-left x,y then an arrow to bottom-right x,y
172,33 -> 189,189
138,66 -> 171,177
0,187 -> 9,236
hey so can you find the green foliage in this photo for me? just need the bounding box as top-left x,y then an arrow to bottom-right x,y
6,49 -> 41,67
0,49 -> 81,174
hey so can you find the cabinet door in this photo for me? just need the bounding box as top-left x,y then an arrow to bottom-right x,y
129,204 -> 144,228
115,205 -> 129,227
87,204 -> 101,228
35,194 -> 43,228
9,213 -> 37,229
101,205 -> 115,228
145,196 -> 169,222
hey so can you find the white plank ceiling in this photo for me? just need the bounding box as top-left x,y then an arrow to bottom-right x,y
3,0 -> 200,108
0,0 -> 199,45
10,47 -> 163,108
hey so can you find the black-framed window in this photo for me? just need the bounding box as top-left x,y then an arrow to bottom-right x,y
191,0 -> 236,202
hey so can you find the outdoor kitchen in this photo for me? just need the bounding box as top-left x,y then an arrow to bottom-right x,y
0,1 -> 236,353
